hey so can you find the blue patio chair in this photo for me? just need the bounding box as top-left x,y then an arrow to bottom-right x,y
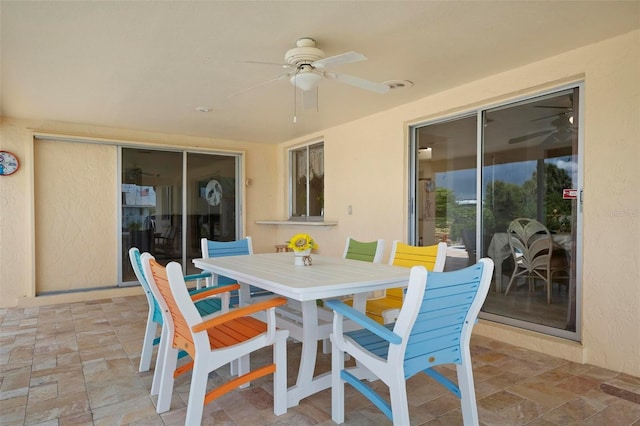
200,237 -> 273,305
128,247 -> 233,373
327,258 -> 494,425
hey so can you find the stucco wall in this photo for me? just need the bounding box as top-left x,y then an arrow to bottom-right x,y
0,30 -> 638,376
274,30 -> 639,376
0,119 -> 279,304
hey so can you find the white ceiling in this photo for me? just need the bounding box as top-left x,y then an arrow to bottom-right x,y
2,1 -> 638,144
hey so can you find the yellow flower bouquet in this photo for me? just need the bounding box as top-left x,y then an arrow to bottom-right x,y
287,233 -> 318,252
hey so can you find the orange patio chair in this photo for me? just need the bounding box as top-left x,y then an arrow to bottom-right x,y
143,256 -> 289,424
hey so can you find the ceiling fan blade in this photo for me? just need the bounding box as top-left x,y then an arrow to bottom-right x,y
531,112 -> 567,122
228,73 -> 290,98
241,60 -> 292,68
331,72 -> 390,94
302,87 -> 318,110
508,130 -> 553,144
312,51 -> 366,69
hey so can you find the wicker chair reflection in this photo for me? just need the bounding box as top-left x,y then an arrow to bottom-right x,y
504,218 -> 569,304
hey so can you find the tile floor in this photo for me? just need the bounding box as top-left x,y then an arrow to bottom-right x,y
1,295 -> 639,425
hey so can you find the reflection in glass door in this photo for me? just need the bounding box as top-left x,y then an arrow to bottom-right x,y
121,148 -> 182,283
481,88 -> 579,335
120,148 -> 241,284
410,85 -> 581,340
412,115 -> 478,270
185,153 -> 238,275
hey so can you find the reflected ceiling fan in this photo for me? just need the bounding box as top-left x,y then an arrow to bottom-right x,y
508,111 -> 575,145
233,37 -> 390,114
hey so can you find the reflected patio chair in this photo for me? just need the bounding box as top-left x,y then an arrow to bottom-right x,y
154,226 -> 178,258
144,257 -> 288,424
504,218 -> 569,304
128,247 -> 231,373
327,258 -> 494,425
348,241 -> 446,324
201,237 -> 273,303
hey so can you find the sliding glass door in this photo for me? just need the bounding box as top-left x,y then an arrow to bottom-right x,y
184,152 -> 239,275
481,88 -> 580,334
410,85 -> 582,340
120,148 -> 241,284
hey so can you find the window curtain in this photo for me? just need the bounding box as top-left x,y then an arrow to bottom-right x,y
296,145 -> 324,180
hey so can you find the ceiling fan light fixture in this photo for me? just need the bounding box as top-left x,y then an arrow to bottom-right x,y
291,70 -> 322,91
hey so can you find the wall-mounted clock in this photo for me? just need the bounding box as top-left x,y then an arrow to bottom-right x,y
0,151 -> 20,176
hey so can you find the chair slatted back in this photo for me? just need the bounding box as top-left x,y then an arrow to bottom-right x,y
129,248 -> 163,325
201,237 -> 253,286
387,242 -> 445,300
343,238 -> 384,263
508,218 -> 552,270
148,258 -> 197,359
403,261 -> 487,378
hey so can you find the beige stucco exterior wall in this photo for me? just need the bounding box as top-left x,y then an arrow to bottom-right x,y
273,30 -> 639,376
0,30 -> 638,376
0,118 -> 279,306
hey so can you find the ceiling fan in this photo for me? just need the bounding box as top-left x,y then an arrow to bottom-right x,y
234,37 -> 390,112
508,112 -> 575,145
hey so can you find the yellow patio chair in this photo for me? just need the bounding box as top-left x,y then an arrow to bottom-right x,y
356,241 -> 447,324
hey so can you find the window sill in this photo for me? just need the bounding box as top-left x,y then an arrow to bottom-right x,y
255,220 -> 338,227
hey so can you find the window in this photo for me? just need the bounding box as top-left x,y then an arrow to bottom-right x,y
290,142 -> 324,219
409,84 -> 582,341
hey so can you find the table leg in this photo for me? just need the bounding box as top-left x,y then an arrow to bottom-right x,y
494,259 -> 503,293
286,300 -> 332,407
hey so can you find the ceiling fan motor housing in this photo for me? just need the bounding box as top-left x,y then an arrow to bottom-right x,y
285,37 -> 325,67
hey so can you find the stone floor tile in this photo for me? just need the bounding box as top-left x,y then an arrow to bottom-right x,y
23,390 -> 90,425
541,395 -> 607,425
1,295 -> 638,425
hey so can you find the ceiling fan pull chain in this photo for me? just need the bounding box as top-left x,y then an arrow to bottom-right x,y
293,74 -> 298,123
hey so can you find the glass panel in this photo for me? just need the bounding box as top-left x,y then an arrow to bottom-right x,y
290,142 -> 324,218
291,147 -> 307,217
121,148 -> 182,283
415,115 -> 478,270
185,153 -> 238,275
481,88 -> 578,332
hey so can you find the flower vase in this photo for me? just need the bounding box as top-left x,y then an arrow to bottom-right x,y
294,249 -> 311,266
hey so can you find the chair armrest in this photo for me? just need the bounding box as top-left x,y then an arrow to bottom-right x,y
190,284 -> 240,302
192,297 -> 287,332
325,299 -> 402,345
184,272 -> 212,282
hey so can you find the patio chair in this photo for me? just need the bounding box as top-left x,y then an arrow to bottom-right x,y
201,237 -> 273,303
342,237 -> 385,263
143,257 -> 288,424
315,237 -> 384,352
504,218 -> 570,303
327,258 -> 494,425
347,241 -> 446,324
128,247 -> 231,373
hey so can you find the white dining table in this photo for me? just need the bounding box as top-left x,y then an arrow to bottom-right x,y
193,252 -> 411,407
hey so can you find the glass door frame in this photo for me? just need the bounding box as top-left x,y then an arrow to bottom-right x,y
117,146 -> 243,285
408,82 -> 584,341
